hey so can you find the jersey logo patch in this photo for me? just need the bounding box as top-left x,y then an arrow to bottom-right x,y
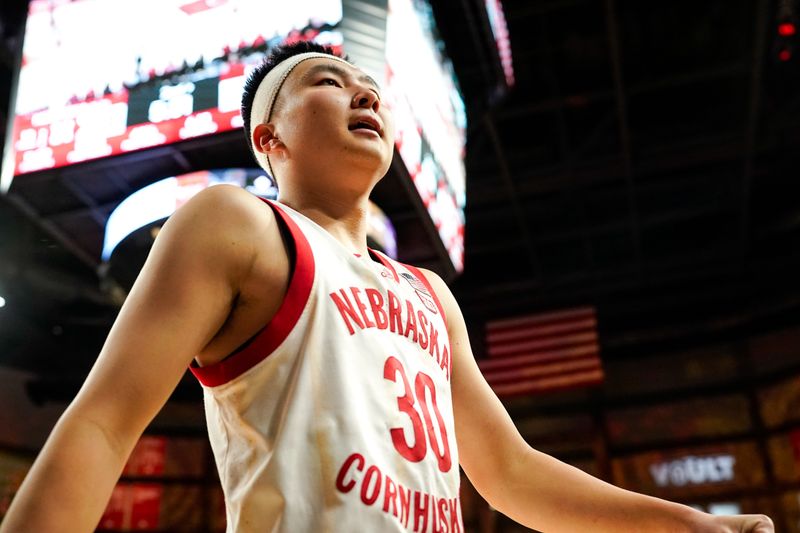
400,273 -> 438,315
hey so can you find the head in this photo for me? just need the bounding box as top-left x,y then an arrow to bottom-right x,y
241,42 -> 395,195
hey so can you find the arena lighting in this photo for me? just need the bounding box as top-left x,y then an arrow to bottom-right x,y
0,296 -> 5,308
103,169 -> 397,261
708,502 -> 742,516
102,169 -> 275,260
485,0 -> 515,87
776,0 -> 797,61
779,22 -> 797,36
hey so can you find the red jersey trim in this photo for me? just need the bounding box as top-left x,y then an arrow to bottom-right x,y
190,198 -> 315,387
401,264 -> 448,325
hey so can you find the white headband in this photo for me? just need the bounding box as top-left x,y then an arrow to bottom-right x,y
249,52 -> 355,177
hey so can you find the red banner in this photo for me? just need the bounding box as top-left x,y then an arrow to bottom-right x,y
123,436 -> 166,477
99,483 -> 163,531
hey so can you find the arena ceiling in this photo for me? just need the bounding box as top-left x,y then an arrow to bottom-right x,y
1,0 -> 800,390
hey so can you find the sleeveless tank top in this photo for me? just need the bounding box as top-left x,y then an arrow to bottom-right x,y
190,199 -> 463,532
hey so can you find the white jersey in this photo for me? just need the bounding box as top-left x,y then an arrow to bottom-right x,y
190,199 -> 463,533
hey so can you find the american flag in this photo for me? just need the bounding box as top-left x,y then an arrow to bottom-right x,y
478,307 -> 604,398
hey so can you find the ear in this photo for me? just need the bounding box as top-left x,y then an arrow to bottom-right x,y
252,123 -> 286,156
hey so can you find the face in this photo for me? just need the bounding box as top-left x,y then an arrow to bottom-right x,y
256,58 -> 396,186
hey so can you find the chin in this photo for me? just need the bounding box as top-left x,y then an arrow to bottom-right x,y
344,147 -> 392,173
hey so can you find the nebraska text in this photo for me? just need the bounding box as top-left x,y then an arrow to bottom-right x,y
330,287 -> 451,380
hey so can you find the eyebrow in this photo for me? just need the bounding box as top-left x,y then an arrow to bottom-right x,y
300,63 -> 381,93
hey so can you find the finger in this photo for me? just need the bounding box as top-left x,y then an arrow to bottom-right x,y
747,514 -> 774,533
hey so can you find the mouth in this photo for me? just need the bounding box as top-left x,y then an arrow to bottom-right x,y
348,115 -> 383,137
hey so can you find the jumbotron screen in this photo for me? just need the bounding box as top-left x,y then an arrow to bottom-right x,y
385,0 -> 466,271
4,0 -> 466,271
3,0 -> 343,181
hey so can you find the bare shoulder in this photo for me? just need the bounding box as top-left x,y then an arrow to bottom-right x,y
158,185 -> 283,278
169,184 -> 277,236
414,267 -> 461,323
414,266 -> 450,295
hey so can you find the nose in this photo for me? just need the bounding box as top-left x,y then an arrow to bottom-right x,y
351,89 -> 380,112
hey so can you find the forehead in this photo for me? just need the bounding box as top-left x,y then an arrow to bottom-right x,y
288,57 -> 381,92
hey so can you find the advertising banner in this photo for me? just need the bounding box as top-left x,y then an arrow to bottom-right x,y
612,442 -> 766,500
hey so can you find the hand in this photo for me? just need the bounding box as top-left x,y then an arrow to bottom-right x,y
704,513 -> 774,533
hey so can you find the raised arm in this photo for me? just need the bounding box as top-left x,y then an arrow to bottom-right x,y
422,271 -> 773,533
1,185 -> 279,533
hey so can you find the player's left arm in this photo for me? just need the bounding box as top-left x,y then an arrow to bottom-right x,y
420,268 -> 773,533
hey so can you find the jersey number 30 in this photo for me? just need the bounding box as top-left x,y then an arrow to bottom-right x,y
384,356 -> 452,472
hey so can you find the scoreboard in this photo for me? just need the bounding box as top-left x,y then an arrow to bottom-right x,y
5,0 -> 343,179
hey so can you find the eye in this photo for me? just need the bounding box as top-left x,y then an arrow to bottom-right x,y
318,78 -> 341,87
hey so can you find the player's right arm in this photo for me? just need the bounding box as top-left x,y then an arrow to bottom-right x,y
0,185 -> 282,533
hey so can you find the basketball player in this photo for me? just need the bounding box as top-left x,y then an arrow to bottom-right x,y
1,42 -> 774,532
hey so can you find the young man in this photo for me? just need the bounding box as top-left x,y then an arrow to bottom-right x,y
1,42 -> 774,532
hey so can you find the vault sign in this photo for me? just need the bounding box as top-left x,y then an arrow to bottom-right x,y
649,454 -> 735,488
612,443 -> 765,499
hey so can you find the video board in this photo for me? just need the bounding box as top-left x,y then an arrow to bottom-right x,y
3,0 -> 343,187
4,0 -> 467,272
385,0 -> 467,271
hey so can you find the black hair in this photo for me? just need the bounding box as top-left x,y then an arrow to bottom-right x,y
241,41 -> 345,167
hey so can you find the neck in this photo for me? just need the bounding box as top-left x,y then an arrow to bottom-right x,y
278,184 -> 373,256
